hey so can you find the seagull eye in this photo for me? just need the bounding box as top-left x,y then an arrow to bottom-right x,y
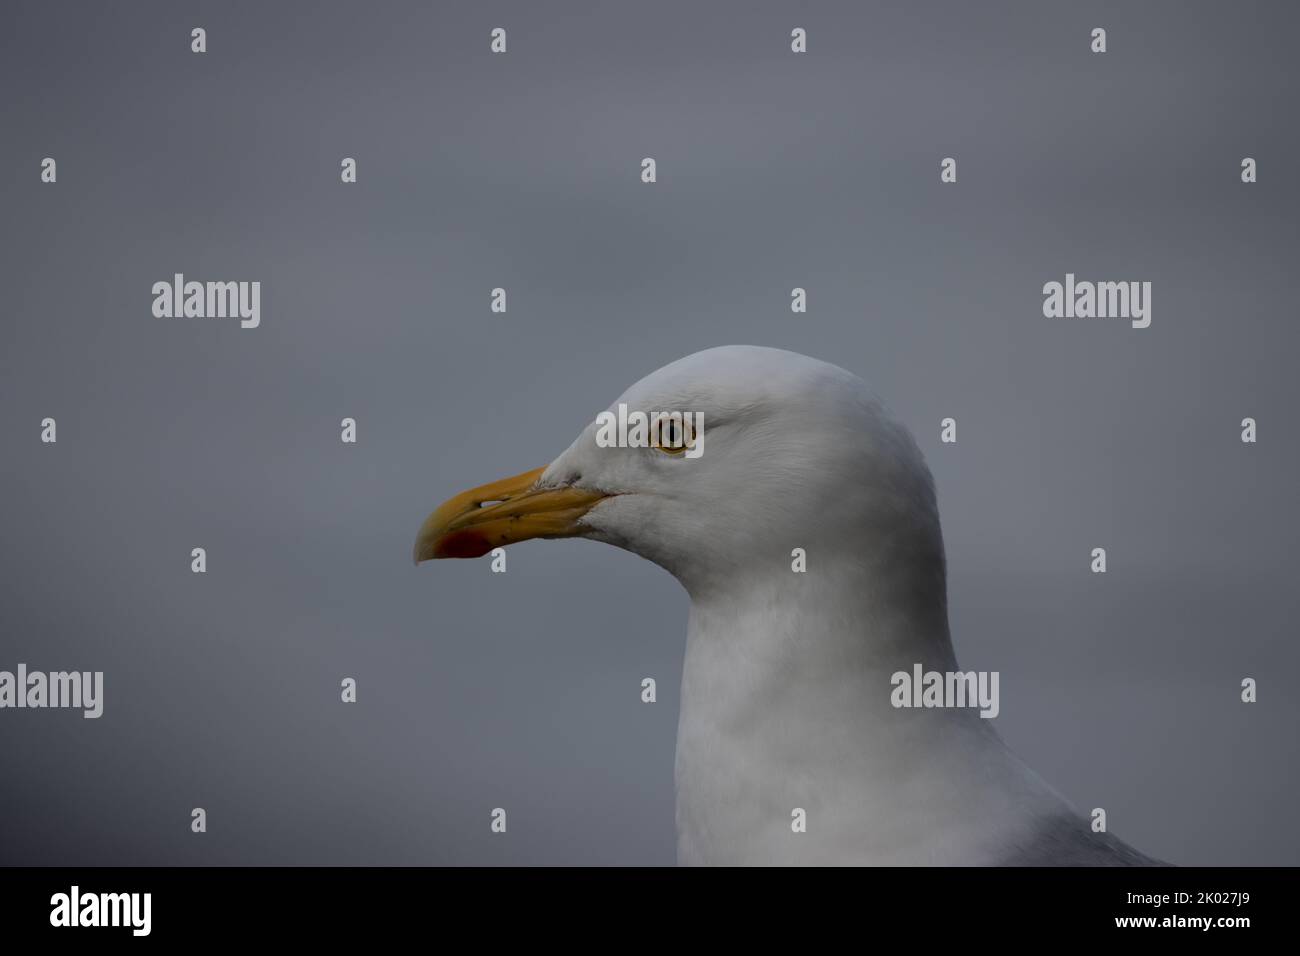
652,416 -> 694,456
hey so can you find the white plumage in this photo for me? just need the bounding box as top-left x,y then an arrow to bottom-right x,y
423,345 -> 1163,865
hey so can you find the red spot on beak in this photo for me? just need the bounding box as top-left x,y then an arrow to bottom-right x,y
434,529 -> 495,559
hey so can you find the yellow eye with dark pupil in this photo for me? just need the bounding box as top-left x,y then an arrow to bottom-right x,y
654,417 -> 692,455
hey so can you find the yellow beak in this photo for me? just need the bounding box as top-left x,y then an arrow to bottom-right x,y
413,466 -> 610,562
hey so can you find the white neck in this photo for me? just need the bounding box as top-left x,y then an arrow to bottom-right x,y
673,562 -> 1067,865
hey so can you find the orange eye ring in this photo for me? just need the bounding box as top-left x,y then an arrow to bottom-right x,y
652,415 -> 695,455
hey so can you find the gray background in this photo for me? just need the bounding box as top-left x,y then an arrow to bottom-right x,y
1,0 -> 1296,866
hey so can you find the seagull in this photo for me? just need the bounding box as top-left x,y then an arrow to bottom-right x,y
414,345 -> 1164,866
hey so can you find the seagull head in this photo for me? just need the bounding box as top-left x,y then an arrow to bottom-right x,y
414,345 -> 944,601
410,346 -> 1142,867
